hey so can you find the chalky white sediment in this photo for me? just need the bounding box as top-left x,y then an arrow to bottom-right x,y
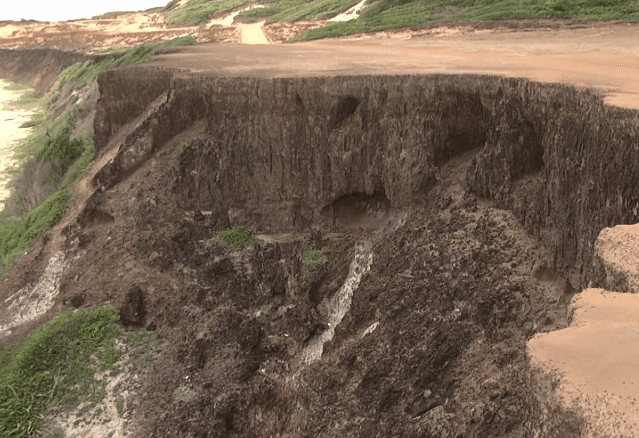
0,251 -> 66,337
301,242 -> 373,364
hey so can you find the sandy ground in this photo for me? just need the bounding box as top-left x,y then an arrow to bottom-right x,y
239,21 -> 270,44
528,224 -> 639,437
594,224 -> 639,293
141,21 -> 639,109
0,81 -> 35,210
529,288 -> 639,437
329,0 -> 367,22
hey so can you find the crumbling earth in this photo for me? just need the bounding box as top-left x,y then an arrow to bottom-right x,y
4,15 -> 639,438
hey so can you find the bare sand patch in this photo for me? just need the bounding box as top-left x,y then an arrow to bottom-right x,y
239,20 -> 270,44
0,80 -> 36,210
329,0 -> 367,22
529,288 -> 639,437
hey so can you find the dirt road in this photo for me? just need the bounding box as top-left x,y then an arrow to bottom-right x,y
146,21 -> 639,109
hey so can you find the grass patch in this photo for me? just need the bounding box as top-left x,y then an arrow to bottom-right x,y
164,0 -> 251,24
214,225 -> 265,250
0,35 -> 193,276
57,35 -> 197,90
0,188 -> 72,267
300,238 -> 327,266
91,11 -> 135,19
165,0 -> 182,11
126,328 -> 164,371
291,0 -> 639,40
115,395 -> 125,417
0,307 -> 163,437
173,386 -> 196,402
0,120 -> 94,272
0,307 -> 121,437
18,119 -> 40,129
238,0 -> 356,22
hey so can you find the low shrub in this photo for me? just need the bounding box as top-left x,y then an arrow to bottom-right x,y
214,226 -> 265,250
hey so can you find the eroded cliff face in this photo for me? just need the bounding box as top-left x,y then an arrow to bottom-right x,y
63,70 -> 639,437
95,70 -> 639,289
0,48 -> 89,91
8,65 -> 639,437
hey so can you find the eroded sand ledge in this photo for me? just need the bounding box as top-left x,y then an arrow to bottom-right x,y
528,225 -> 639,437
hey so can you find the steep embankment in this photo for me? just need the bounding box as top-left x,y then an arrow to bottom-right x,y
95,70 -> 639,290
8,68 -> 627,436
0,48 -> 90,92
5,44 -> 639,434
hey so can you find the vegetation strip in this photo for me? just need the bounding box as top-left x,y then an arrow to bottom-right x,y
0,307 -> 162,437
0,35 -> 196,278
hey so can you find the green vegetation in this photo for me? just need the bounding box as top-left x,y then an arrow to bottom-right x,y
0,307 -> 119,436
164,0 -> 182,11
160,0 -> 639,38
214,225 -> 265,250
0,187 -> 72,267
238,0 -> 355,22
92,11 -> 135,19
0,112 -> 93,271
57,35 -> 196,90
0,35 -> 196,277
126,328 -> 163,371
173,386 -> 196,402
440,210 -> 452,224
301,238 -> 327,266
0,307 -> 162,437
115,395 -> 125,416
260,303 -> 272,314
164,0 -> 250,24
288,0 -> 639,40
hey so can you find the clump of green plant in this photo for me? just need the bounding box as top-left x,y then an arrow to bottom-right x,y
164,0 -> 181,11
0,307 -> 122,437
440,210 -> 452,224
214,225 -> 265,250
291,0 -> 639,41
115,395 -> 125,417
259,303 -> 272,314
125,328 -> 163,371
300,238 -> 327,266
173,386 -> 196,402
0,120 -> 93,273
0,187 -> 73,268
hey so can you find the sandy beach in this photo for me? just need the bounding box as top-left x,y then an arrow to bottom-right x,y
0,80 -> 35,210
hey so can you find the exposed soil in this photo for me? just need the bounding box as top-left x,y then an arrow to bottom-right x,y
3,15 -> 639,438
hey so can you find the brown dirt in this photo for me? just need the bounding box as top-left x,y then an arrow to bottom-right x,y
144,20 -> 639,110
3,15 -> 639,438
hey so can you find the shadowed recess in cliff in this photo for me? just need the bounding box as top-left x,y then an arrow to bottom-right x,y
94,72 -> 639,289
321,193 -> 393,230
